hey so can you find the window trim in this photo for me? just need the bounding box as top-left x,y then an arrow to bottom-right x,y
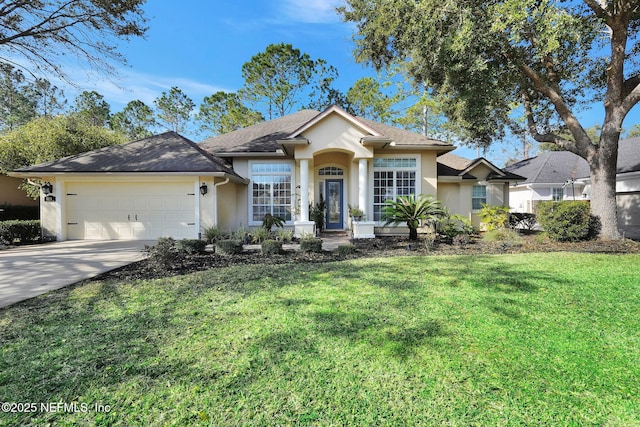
248,160 -> 295,226
472,184 -> 487,211
371,155 -> 421,224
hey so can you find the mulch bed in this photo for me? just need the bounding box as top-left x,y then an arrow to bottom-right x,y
91,234 -> 640,283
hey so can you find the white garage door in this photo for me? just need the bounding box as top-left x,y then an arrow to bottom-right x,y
66,182 -> 196,240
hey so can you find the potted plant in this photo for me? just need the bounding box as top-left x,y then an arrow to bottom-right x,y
348,205 -> 364,221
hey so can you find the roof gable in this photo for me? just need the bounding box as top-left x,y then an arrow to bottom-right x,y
13,132 -> 245,181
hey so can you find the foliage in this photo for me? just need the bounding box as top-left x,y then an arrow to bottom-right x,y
537,201 -> 599,242
261,239 -> 284,255
310,199 -> 326,232
0,115 -> 127,198
437,213 -> 476,243
232,227 -> 251,244
346,77 -> 396,124
176,239 -> 206,255
144,237 -> 183,270
510,212 -> 538,233
215,239 -> 244,255
154,87 -> 195,133
262,213 -> 285,232
300,237 -> 323,253
110,100 -> 157,140
251,227 -> 271,244
196,91 -> 264,137
339,0 -> 640,239
478,205 -> 511,231
72,91 -> 110,127
348,205 -> 364,219
275,229 -> 294,243
0,204 -> 39,221
240,43 -> 335,119
202,226 -> 225,244
482,228 -> 524,245
0,0 -> 147,82
382,194 -> 446,240
0,220 -> 40,244
337,244 -> 357,257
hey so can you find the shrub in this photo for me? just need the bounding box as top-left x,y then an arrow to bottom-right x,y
177,239 -> 206,254
276,229 -> 294,242
203,226 -> 224,243
262,214 -> 285,232
482,228 -> 523,244
261,239 -> 284,255
537,201 -> 598,242
382,194 -> 446,240
0,220 -> 41,244
337,244 -> 357,257
300,237 -> 323,253
216,239 -> 244,255
479,204 -> 510,231
251,227 -> 271,243
145,237 -> 183,270
509,212 -> 537,233
437,213 -> 475,243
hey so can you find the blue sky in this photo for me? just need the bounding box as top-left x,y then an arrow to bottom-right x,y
59,0 -> 637,165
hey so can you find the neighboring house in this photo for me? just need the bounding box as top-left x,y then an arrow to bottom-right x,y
505,137 -> 640,239
11,105 -> 521,241
0,175 -> 39,207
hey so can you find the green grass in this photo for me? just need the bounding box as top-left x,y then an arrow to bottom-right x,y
1,253 -> 639,426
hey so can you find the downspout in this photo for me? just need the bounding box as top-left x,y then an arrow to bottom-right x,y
213,178 -> 230,227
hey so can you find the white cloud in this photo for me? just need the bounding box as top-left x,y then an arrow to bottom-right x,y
280,0 -> 343,24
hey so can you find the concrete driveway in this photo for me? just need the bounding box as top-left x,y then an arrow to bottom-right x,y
0,240 -> 151,309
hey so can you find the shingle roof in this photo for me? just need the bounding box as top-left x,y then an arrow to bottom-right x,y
14,131 -> 245,181
505,151 -> 589,184
617,137 -> 640,174
199,106 -> 453,154
437,152 -> 524,181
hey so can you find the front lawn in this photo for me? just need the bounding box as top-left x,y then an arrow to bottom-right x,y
1,253 -> 639,425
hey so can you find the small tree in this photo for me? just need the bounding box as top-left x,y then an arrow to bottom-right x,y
382,194 -> 446,240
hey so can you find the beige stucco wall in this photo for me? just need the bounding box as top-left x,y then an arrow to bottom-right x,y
1,175 -> 38,206
297,114 -> 373,160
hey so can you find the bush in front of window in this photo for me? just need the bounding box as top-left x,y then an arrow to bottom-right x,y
537,201 -> 599,242
436,213 -> 476,243
478,204 -> 510,231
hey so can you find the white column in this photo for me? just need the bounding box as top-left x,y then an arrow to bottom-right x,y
300,159 -> 309,221
358,159 -> 367,214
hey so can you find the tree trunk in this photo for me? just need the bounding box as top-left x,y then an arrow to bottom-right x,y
408,226 -> 418,241
588,134 -> 621,240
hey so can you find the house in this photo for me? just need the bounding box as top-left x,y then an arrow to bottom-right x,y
0,175 -> 39,207
11,105 -> 521,241
505,137 -> 640,239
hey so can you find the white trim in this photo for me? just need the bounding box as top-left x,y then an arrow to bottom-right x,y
194,180 -> 201,239
370,154 -> 422,224
247,159 -> 296,227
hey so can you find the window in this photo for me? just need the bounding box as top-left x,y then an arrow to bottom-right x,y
251,163 -> 293,223
552,187 -> 563,201
318,167 -> 343,176
373,158 -> 418,222
472,185 -> 487,210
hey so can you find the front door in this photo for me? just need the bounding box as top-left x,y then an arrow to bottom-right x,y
325,179 -> 343,229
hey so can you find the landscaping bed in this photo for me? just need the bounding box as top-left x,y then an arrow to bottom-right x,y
92,234 -> 640,282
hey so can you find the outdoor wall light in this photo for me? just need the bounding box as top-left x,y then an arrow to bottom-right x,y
199,183 -> 208,196
42,182 -> 53,195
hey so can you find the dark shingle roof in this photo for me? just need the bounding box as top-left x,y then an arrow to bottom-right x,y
505,151 -> 589,183
437,152 -> 524,181
617,137 -> 640,174
14,131 -> 245,180
199,106 -> 453,154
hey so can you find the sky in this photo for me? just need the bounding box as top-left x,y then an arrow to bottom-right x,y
56,0 -> 638,165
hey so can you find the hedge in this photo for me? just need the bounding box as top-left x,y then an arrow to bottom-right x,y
537,201 -> 599,241
0,220 -> 41,245
0,205 -> 39,221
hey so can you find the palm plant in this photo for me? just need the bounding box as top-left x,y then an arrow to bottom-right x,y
382,194 -> 446,240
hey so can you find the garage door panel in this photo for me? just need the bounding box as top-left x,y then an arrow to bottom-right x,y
66,182 -> 196,240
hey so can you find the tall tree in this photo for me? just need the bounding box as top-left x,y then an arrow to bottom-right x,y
346,76 -> 396,124
241,43 -> 331,119
196,92 -> 263,137
0,0 -> 147,82
0,63 -> 36,131
340,0 -> 640,240
154,87 -> 195,133
31,78 -> 66,117
72,90 -> 110,127
0,115 -> 126,197
110,99 -> 156,140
